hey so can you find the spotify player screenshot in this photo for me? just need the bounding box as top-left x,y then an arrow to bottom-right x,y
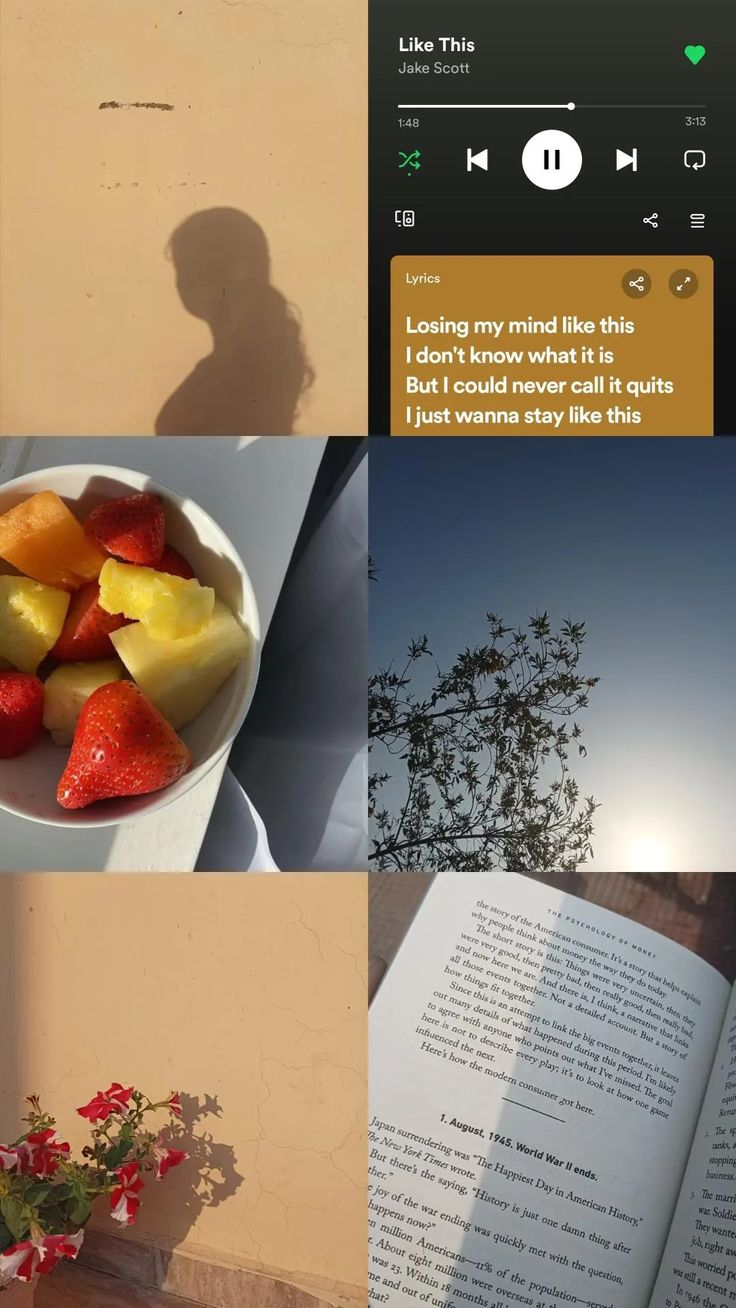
369,0 -> 733,436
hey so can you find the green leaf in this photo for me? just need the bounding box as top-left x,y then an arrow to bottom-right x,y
103,1139 -> 132,1170
23,1183 -> 52,1207
0,1219 -> 12,1251
67,1197 -> 92,1227
1,1195 -> 30,1243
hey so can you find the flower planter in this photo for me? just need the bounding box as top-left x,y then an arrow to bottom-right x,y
0,1282 -> 35,1307
2,1086 -> 187,1305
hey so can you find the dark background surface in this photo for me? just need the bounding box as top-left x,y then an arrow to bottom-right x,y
370,0 -> 735,433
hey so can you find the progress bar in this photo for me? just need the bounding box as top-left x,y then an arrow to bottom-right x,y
398,102 -> 576,110
397,102 -> 706,110
577,102 -> 707,108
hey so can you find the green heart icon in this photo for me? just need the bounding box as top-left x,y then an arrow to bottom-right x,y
684,44 -> 706,65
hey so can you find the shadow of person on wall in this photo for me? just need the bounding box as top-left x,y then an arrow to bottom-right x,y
155,208 -> 314,436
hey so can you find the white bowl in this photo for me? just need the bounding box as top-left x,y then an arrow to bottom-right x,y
0,464 -> 261,827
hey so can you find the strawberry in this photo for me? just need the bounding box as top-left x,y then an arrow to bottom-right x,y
157,545 -> 195,580
57,681 -> 191,810
0,671 -> 44,758
51,581 -> 131,661
85,493 -> 166,567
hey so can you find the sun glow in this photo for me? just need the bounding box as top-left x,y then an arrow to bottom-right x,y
627,838 -> 670,873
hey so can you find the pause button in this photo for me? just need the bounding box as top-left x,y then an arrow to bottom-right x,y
522,129 -> 583,190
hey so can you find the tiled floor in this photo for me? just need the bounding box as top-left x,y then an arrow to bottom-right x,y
35,1265 -> 198,1307
369,872 -> 434,973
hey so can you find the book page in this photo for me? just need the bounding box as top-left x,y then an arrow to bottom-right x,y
649,984 -> 736,1307
369,874 -> 730,1308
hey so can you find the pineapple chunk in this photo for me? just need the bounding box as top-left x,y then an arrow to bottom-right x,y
0,491 -> 105,589
43,659 -> 123,746
98,558 -> 215,641
111,600 -> 249,729
0,576 -> 70,673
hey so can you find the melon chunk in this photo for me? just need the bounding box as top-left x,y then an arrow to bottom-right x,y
0,491 -> 105,589
98,558 -> 214,641
43,659 -> 124,745
0,576 -> 70,673
111,600 -> 249,729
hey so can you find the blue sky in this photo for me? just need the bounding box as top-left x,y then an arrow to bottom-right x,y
370,438 -> 736,871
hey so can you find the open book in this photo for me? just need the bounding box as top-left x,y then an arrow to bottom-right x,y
370,874 -> 736,1308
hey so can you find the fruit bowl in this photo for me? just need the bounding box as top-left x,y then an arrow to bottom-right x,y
0,465 -> 261,827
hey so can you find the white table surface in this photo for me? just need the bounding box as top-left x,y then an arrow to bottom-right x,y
0,436 -> 326,871
198,453 -> 368,872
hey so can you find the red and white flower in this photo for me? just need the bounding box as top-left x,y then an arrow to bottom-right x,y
17,1129 -> 71,1178
152,1136 -> 188,1181
166,1092 -> 183,1119
77,1082 -> 134,1123
109,1162 -> 144,1226
0,1232 -> 84,1286
0,1146 -> 20,1171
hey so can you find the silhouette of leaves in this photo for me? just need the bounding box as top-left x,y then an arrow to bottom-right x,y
370,611 -> 599,872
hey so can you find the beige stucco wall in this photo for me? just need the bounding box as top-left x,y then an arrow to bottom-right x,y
0,0 -> 366,436
0,874 -> 367,1307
